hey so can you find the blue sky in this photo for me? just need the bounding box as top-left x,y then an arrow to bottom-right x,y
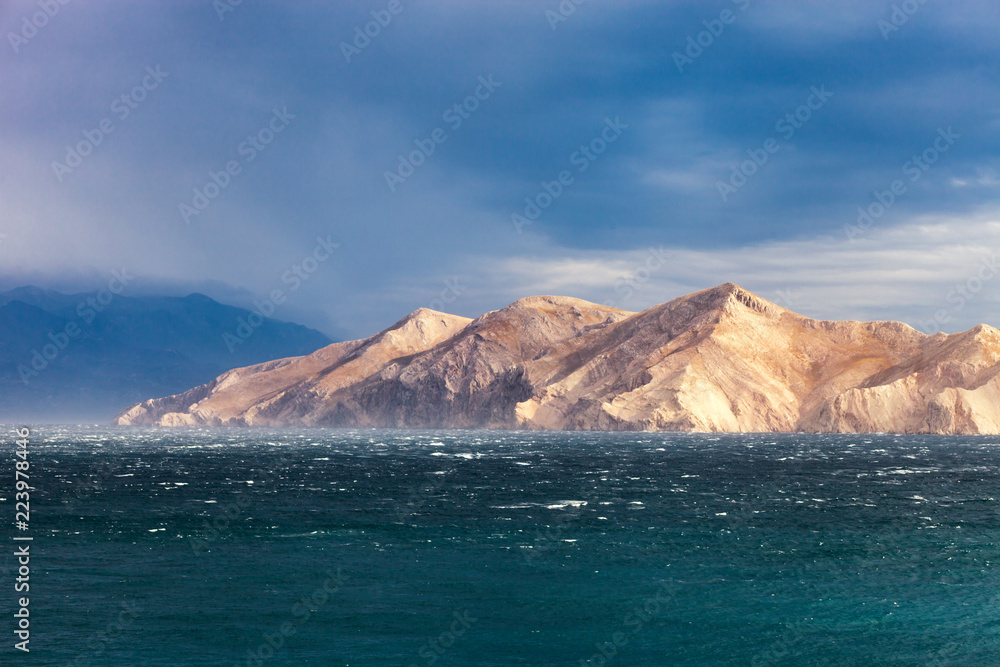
2,0 -> 999,338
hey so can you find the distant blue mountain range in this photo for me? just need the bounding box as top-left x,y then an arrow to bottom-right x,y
0,287 -> 332,422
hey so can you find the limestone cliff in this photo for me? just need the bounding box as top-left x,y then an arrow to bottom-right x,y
113,284 -> 1000,434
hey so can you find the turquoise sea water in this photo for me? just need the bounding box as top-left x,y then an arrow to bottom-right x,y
6,426 -> 1000,665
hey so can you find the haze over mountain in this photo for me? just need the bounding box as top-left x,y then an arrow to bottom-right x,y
114,284 -> 1000,434
0,287 -> 331,422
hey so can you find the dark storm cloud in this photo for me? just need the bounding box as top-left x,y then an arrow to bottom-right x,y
1,0 -> 998,337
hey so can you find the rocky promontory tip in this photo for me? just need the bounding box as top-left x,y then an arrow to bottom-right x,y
113,284 -> 1000,434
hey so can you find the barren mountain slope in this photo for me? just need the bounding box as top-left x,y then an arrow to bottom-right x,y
281,296 -> 634,427
114,308 -> 473,426
515,283 -> 1000,433
114,284 -> 1000,434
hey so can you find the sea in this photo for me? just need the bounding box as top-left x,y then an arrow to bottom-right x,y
6,426 -> 1000,666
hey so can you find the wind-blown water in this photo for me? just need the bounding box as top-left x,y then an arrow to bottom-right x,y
9,426 -> 1000,665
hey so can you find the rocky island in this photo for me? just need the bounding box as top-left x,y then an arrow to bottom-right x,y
113,283 -> 1000,434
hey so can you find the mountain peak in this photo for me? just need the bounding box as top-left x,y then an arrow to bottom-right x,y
690,282 -> 782,316
380,307 -> 473,349
1,285 -> 52,298
0,285 -> 74,309
407,306 -> 456,318
182,292 -> 217,303
506,295 -> 629,312
391,307 -> 470,328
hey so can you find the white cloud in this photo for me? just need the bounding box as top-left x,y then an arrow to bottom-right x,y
440,211 -> 1000,333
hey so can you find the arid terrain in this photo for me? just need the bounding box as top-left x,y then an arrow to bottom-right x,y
114,283 -> 1000,434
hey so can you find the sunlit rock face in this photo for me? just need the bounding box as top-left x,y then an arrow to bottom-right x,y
114,284 -> 1000,435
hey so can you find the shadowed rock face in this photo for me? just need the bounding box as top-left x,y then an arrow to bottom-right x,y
113,284 -> 1000,434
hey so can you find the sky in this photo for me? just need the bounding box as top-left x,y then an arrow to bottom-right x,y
2,0 -> 999,340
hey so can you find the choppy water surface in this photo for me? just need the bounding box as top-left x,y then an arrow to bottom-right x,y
8,426 -> 1000,665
